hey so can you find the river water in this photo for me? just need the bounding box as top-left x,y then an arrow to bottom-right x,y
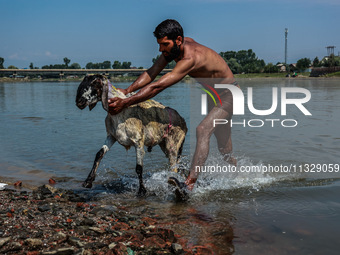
0,78 -> 339,254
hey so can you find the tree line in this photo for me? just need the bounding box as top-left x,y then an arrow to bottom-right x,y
0,57 -> 143,70
219,50 -> 340,74
1,51 -> 340,72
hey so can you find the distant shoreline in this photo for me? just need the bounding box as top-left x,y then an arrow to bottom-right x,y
1,73 -> 339,83
0,76 -> 138,83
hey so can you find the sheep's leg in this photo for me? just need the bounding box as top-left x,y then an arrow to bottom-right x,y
158,140 -> 178,172
169,154 -> 179,172
166,137 -> 180,173
165,137 -> 186,176
83,136 -> 116,188
135,145 -> 146,196
176,138 -> 186,174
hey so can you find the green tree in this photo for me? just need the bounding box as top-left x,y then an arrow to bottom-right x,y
326,54 -> 336,67
220,51 -> 236,61
296,58 -> 311,71
336,56 -> 340,66
0,57 -> 4,69
226,58 -> 242,74
324,54 -> 340,67
264,63 -> 279,73
7,65 -> 18,69
152,55 -> 175,68
63,57 -> 71,68
69,63 -> 81,69
86,62 -> 94,69
312,57 -> 320,67
236,50 -> 249,66
102,61 -> 111,69
121,61 -> 131,69
86,61 -> 113,69
42,64 -> 66,69
166,60 -> 176,69
220,49 -> 265,73
112,61 -> 121,69
29,63 -> 34,69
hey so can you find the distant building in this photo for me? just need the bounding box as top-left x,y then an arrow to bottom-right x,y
276,63 -> 286,72
289,63 -> 297,71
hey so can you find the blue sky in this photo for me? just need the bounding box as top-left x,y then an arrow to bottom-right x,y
1,0 -> 339,69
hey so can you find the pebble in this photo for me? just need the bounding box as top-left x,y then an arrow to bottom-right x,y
38,204 -> 51,212
54,232 -> 67,241
90,205 -> 117,216
14,181 -> 22,187
49,178 -> 56,185
108,242 -> 117,249
25,238 -> 43,248
68,236 -> 84,248
0,184 -> 204,254
0,237 -> 11,248
88,226 -> 105,234
8,241 -> 22,252
80,218 -> 95,226
42,247 -> 75,255
171,243 -> 184,254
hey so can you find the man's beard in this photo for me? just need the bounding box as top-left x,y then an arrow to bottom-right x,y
163,43 -> 181,62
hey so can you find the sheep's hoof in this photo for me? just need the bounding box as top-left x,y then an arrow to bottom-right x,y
82,181 -> 93,189
137,185 -> 147,197
168,177 -> 189,202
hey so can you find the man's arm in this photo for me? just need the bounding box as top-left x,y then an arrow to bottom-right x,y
125,55 -> 168,94
108,57 -> 195,114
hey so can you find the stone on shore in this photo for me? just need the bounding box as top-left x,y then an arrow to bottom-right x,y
0,184 -> 203,254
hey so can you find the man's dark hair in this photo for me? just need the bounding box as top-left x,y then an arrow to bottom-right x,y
153,19 -> 184,41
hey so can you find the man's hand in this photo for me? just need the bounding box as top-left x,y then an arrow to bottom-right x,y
117,88 -> 128,95
108,97 -> 128,115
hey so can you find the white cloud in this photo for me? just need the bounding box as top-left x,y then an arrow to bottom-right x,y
8,53 -> 27,61
44,51 -> 58,59
8,53 -> 19,60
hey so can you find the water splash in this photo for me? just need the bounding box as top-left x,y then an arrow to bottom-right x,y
93,153 -> 300,201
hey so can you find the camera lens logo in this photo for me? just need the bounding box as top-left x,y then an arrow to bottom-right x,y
200,84 -> 222,115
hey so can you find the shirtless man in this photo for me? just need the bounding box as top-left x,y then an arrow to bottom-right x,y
108,19 -> 238,200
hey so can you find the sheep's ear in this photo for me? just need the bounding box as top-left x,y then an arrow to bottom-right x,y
89,102 -> 97,111
101,79 -> 109,111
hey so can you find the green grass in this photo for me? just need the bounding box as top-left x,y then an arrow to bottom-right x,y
325,71 -> 340,77
235,73 -> 286,78
235,72 -> 312,78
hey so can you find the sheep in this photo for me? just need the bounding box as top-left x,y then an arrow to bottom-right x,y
75,74 -> 187,195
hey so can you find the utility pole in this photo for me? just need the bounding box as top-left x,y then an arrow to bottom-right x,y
285,28 -> 289,72
285,28 -> 288,64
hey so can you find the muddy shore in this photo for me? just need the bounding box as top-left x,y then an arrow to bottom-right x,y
0,183 -> 215,255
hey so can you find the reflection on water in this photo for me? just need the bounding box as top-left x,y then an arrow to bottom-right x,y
0,78 -> 340,254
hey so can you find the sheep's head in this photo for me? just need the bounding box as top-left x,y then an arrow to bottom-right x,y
76,74 -> 106,111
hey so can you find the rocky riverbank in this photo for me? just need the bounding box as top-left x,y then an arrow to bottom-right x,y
0,184 -> 213,255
